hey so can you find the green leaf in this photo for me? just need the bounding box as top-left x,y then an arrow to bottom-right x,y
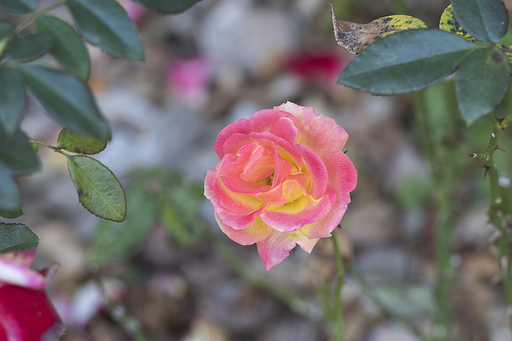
0,161 -> 20,211
439,4 -> 476,43
0,22 -> 13,40
0,0 -> 36,13
0,223 -> 39,253
67,0 -> 144,61
36,16 -> 91,80
452,0 -> 509,43
456,48 -> 511,125
0,130 -> 40,175
89,187 -> 155,264
0,205 -> 23,219
133,0 -> 202,14
2,32 -> 54,62
58,128 -> 107,154
0,66 -> 25,135
66,155 -> 126,222
19,64 -> 111,140
337,29 -> 478,95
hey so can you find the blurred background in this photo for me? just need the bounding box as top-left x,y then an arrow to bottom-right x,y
4,0 -> 512,339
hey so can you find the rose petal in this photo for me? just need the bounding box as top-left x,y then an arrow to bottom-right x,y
274,102 -> 349,156
0,285 -> 64,341
296,144 -> 328,199
214,119 -> 252,158
323,151 -> 358,204
301,151 -> 357,238
215,213 -> 273,245
256,177 -> 309,204
268,116 -> 300,146
0,258 -> 46,289
257,230 -> 319,270
260,184 -> 336,232
223,132 -> 303,171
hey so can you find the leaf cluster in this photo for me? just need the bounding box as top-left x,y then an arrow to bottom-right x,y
336,0 -> 511,126
0,0 -> 202,253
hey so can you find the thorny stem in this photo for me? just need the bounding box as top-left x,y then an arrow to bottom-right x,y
415,90 -> 455,341
473,111 -> 512,328
331,232 -> 345,341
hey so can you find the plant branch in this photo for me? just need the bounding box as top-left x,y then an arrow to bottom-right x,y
415,89 -> 456,341
475,112 -> 512,328
331,232 -> 345,341
14,0 -> 67,35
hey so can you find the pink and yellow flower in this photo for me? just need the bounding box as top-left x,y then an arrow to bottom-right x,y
204,102 -> 357,269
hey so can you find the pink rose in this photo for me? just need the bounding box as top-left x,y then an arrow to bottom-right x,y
204,102 -> 357,270
0,249 -> 63,341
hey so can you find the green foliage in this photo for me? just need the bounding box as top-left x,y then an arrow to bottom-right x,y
2,32 -> 54,61
451,0 -> 508,44
0,0 -> 35,14
134,0 -> 202,14
89,186 -> 156,264
0,223 -> 39,253
0,66 -> 24,135
456,48 -> 511,125
0,22 -> 12,39
66,0 -> 144,61
36,15 -> 91,80
0,130 -> 40,175
337,0 -> 511,125
20,65 -> 111,140
0,206 -> 23,219
439,5 -> 476,42
337,29 -> 477,94
66,155 -> 127,222
0,161 -> 20,211
58,128 -> 107,155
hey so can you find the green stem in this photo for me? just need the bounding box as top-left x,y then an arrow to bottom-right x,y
477,112 -> 512,329
13,0 -> 67,35
415,90 -> 455,340
30,138 -> 61,153
331,233 -> 344,341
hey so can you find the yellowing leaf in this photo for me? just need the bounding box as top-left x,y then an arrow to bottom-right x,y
331,4 -> 427,54
439,5 -> 476,43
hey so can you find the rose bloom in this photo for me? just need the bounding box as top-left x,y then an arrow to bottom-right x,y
0,249 -> 63,341
204,102 -> 357,269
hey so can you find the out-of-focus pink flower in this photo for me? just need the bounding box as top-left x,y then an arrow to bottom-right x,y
204,102 -> 357,270
0,250 -> 63,341
286,49 -> 350,85
165,55 -> 212,106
